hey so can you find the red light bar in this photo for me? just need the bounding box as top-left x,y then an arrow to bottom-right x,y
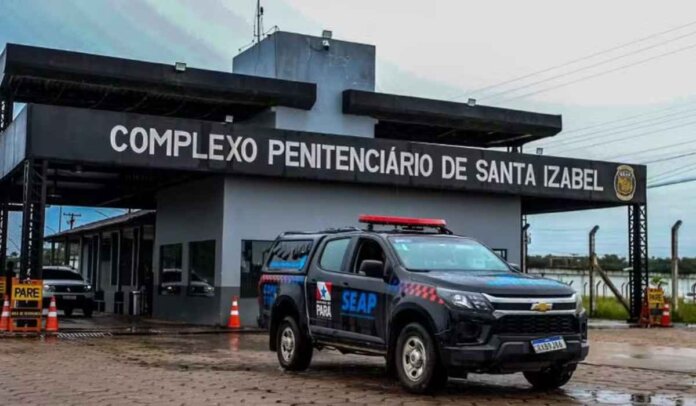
358,214 -> 447,228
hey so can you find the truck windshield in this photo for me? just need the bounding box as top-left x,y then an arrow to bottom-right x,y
388,236 -> 510,272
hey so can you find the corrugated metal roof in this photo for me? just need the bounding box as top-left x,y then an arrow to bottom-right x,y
45,210 -> 155,240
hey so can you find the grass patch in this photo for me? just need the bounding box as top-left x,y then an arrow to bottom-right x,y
582,296 -> 629,320
583,296 -> 696,323
670,299 -> 696,324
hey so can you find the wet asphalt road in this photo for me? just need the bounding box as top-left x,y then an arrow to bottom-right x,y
1,329 -> 695,405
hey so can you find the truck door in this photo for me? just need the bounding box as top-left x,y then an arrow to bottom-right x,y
335,236 -> 393,347
307,236 -> 353,338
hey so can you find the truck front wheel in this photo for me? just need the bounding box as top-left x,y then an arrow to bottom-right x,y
395,322 -> 447,394
276,316 -> 312,371
523,364 -> 575,390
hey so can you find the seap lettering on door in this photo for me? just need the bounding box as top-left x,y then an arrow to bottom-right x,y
341,289 -> 377,319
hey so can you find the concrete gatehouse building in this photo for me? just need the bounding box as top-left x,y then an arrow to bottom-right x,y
0,32 -> 648,325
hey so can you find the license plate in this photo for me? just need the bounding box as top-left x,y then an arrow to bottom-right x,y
63,295 -> 77,300
531,336 -> 566,354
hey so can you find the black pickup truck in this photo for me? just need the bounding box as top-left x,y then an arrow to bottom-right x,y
258,215 -> 588,393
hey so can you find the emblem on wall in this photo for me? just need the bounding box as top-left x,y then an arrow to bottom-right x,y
614,165 -> 636,201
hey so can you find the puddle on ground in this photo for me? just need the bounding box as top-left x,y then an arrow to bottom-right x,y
565,389 -> 695,405
587,342 -> 696,373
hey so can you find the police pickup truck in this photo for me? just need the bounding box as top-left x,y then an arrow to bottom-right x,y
258,215 -> 588,393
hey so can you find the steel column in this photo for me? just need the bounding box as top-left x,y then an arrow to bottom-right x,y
19,160 -> 48,280
0,200 -> 7,275
628,204 -> 648,321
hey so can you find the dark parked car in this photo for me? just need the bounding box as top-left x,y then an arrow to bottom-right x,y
42,266 -> 95,317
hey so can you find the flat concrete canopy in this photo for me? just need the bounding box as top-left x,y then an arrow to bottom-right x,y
0,43 -> 317,122
343,90 -> 562,148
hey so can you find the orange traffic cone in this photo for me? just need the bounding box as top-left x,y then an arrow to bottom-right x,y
45,296 -> 59,333
227,296 -> 241,329
0,299 -> 10,332
660,303 -> 672,327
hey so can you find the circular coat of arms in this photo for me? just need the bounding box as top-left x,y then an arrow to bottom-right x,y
614,164 -> 636,201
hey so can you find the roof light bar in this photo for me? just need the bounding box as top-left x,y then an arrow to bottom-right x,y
358,214 -> 447,228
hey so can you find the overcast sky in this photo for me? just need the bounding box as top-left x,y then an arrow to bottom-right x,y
2,0 -> 696,257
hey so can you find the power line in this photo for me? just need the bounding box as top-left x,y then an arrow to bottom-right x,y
545,109 -> 696,150
539,107 -> 696,148
448,18 -> 696,101
642,150 -> 696,164
556,118 -> 696,156
649,161 -> 696,182
480,28 -> 696,102
604,136 -> 696,161
543,100 -> 696,137
648,174 -> 696,189
497,41 -> 696,103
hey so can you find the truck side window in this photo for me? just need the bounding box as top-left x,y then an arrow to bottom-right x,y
319,238 -> 351,272
352,238 -> 386,274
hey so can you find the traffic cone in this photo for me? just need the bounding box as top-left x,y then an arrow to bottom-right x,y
660,303 -> 672,327
45,296 -> 59,333
0,299 -> 10,332
227,296 -> 241,329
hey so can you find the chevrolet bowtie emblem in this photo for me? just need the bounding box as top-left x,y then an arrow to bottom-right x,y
531,302 -> 553,312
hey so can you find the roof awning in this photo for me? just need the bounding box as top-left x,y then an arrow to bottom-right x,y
0,43 -> 316,122
343,90 -> 562,148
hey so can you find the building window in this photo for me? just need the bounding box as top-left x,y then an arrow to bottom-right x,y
240,240 -> 273,298
492,248 -> 508,261
188,240 -> 216,297
319,238 -> 351,273
159,244 -> 183,295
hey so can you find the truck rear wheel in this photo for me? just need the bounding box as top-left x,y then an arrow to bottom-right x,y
523,364 -> 575,390
276,316 -> 312,371
395,322 -> 447,394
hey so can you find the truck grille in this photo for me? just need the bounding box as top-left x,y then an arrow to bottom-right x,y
493,315 -> 579,335
54,285 -> 86,293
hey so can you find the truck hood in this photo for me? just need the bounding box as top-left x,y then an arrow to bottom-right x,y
411,270 -> 575,297
43,279 -> 87,286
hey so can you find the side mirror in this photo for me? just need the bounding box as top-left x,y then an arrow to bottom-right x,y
358,260 -> 384,278
508,263 -> 521,273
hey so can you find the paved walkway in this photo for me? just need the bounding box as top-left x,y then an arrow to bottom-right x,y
1,329 -> 695,405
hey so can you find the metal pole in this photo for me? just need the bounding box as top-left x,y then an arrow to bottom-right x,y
589,225 -> 600,317
671,220 -> 683,313
521,223 -> 530,273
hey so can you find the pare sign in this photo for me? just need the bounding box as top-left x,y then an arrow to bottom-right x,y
11,278 -> 43,302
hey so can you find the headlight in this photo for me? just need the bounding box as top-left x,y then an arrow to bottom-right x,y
436,288 -> 494,312
43,284 -> 55,292
85,284 -> 92,292
576,293 -> 585,315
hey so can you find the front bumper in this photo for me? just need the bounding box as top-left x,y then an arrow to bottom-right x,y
43,294 -> 95,309
436,309 -> 589,374
440,334 -> 589,374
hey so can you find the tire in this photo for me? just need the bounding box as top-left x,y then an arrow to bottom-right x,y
63,307 -> 73,317
276,316 -> 313,371
395,322 -> 447,394
523,364 -> 576,390
83,306 -> 93,318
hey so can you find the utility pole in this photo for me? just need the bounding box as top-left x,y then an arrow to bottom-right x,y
63,212 -> 81,230
588,226 -> 599,317
671,220 -> 683,313
254,0 -> 264,43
